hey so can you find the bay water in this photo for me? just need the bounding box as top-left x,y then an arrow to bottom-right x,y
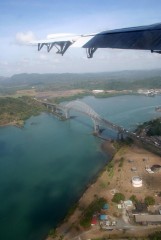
0,95 -> 161,240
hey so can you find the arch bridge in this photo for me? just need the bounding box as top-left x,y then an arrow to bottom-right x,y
62,100 -> 102,132
62,100 -> 127,134
39,99 -> 128,135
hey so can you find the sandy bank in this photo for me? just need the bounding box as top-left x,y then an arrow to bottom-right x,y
0,121 -> 24,128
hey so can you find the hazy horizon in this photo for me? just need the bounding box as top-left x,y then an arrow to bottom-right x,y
1,68 -> 161,78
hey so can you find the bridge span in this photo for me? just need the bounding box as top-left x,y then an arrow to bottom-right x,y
39,99 -> 131,136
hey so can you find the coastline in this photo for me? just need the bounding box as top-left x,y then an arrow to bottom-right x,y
46,141 -> 161,240
0,121 -> 24,128
46,140 -> 117,240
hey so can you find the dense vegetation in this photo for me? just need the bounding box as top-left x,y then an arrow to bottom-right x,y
0,96 -> 46,126
137,118 -> 161,136
147,119 -> 161,136
93,232 -> 161,240
79,197 -> 106,228
148,231 -> 161,240
144,196 -> 155,206
112,193 -> 125,203
130,195 -> 138,203
129,195 -> 155,206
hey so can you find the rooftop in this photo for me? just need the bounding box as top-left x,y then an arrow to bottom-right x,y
135,214 -> 161,223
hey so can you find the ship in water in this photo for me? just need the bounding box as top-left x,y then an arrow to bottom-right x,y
155,106 -> 161,112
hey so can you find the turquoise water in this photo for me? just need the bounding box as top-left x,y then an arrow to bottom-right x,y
0,95 -> 161,240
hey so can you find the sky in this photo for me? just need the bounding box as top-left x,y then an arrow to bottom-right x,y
1,0 -> 161,76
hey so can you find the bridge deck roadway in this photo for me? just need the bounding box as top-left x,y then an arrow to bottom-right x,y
39,100 -> 129,134
36,99 -> 161,152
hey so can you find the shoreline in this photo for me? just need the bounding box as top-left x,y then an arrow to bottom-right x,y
47,141 -> 161,240
0,121 -> 24,128
46,139 -> 117,240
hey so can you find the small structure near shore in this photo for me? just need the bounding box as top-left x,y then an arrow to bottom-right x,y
99,214 -> 108,221
102,203 -> 109,210
91,215 -> 97,226
124,200 -> 133,208
145,165 -> 154,174
92,90 -> 105,94
131,167 -> 137,172
132,176 -> 143,187
151,164 -> 161,173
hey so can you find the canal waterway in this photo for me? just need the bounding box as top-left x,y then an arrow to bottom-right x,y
0,95 -> 161,240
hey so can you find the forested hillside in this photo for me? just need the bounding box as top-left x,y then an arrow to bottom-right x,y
0,96 -> 46,126
1,70 -> 161,95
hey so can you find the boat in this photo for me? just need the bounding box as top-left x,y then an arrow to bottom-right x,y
155,106 -> 161,112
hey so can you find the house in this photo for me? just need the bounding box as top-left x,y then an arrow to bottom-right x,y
124,200 -> 133,208
99,214 -> 108,221
102,203 -> 109,210
91,215 -> 97,226
118,204 -> 122,209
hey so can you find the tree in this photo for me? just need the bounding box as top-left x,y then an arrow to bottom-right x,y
144,196 -> 155,206
80,197 -> 106,228
112,193 -> 125,203
148,231 -> 161,240
129,195 -> 138,203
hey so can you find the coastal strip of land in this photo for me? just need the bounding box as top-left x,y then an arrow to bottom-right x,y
47,141 -> 161,240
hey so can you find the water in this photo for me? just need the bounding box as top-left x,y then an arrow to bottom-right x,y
0,95 -> 161,240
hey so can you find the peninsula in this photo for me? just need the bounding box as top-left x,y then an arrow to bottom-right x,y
0,96 -> 46,127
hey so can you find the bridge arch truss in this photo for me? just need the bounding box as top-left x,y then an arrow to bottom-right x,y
61,100 -> 102,132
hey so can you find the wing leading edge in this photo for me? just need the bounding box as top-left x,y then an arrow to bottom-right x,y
30,23 -> 161,58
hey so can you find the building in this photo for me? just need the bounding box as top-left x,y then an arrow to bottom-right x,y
135,214 -> 161,225
137,89 -> 156,96
92,90 -> 105,94
102,203 -> 109,210
131,167 -> 137,172
99,214 -> 108,221
151,164 -> 161,173
124,200 -> 133,208
91,215 -> 97,226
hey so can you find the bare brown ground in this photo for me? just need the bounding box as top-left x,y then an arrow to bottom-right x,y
47,143 -> 161,240
15,89 -> 85,99
36,89 -> 85,98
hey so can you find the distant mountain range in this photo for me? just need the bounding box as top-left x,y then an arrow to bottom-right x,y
0,70 -> 161,95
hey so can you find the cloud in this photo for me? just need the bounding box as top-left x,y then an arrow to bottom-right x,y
15,31 -> 36,44
39,54 -> 48,61
0,60 -> 8,66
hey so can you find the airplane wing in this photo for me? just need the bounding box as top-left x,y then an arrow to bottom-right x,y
30,23 -> 161,58
30,33 -> 95,56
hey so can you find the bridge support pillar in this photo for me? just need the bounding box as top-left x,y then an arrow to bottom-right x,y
95,124 -> 100,133
93,121 -> 101,135
63,109 -> 69,119
117,132 -> 124,140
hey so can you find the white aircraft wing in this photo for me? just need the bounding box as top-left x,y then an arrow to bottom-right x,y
30,34 -> 82,55
30,23 -> 161,58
